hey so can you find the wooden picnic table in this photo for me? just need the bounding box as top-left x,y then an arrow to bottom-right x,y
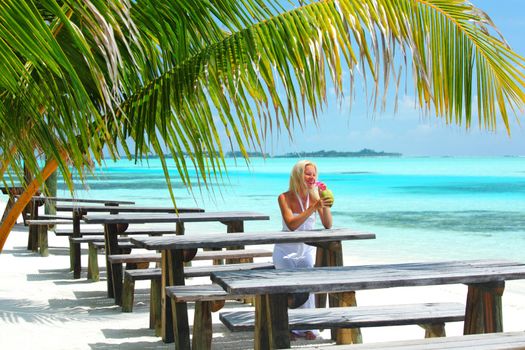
211,259 -> 525,350
131,228 -> 376,347
23,196 -> 136,256
57,204 -> 204,278
83,211 -> 270,309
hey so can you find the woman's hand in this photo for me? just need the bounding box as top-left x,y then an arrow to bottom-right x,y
315,197 -> 333,229
315,197 -> 333,209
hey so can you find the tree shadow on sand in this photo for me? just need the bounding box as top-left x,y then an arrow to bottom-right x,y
0,297 -> 117,324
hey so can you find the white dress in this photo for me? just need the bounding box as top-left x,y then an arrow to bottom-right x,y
273,192 -> 317,310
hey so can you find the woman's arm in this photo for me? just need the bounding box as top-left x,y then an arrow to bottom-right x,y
278,193 -> 322,231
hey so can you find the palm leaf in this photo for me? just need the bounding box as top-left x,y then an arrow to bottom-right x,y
0,0 -> 524,203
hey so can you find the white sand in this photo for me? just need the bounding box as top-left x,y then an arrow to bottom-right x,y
1,198 -> 524,349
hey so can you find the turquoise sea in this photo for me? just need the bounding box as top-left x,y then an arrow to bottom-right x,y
50,156 -> 525,264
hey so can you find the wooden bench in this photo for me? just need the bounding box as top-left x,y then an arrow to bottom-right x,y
54,227 -> 178,236
69,237 -> 136,281
299,331 -> 525,349
165,285 -> 463,349
219,303 -> 465,341
22,194 -> 134,252
121,262 -> 274,325
108,247 -> 272,280
165,284 -> 255,347
211,260 -> 525,349
62,227 -> 178,279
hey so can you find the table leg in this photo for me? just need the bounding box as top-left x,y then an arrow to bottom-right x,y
464,281 -> 505,334
315,245 -> 329,308
72,210 -> 82,279
104,223 -> 122,301
163,249 -> 190,349
27,200 -> 39,251
26,198 -> 38,251
255,294 -> 289,350
255,295 -> 270,350
38,224 -> 48,257
226,221 -> 244,264
328,241 -> 362,344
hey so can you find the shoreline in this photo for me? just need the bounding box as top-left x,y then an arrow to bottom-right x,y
1,199 -> 524,349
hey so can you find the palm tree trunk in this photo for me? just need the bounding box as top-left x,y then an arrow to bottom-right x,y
0,154 -> 63,252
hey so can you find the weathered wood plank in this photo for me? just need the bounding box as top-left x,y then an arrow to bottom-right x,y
27,219 -> 76,225
166,284 -> 254,302
131,229 -> 375,250
125,262 -> 274,281
211,260 -> 525,295
108,248 -> 272,264
91,241 -> 134,250
55,227 -> 178,236
299,331 -> 525,350
220,303 -> 465,331
70,236 -> 131,244
56,204 -> 204,213
83,211 -> 269,224
27,196 -> 135,205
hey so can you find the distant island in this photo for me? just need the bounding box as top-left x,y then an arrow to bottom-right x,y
225,148 -> 402,158
275,149 -> 402,158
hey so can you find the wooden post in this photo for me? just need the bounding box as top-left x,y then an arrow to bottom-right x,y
38,224 -> 48,257
176,222 -> 185,236
267,293 -> 289,349
315,244 -> 328,308
464,281 -> 505,334
192,301 -> 213,349
71,210 -> 83,278
150,279 -> 162,335
87,242 -> 99,281
420,323 -> 446,337
104,223 -> 122,300
334,291 -> 362,344
27,198 -> 39,251
225,220 -> 245,264
44,171 -> 57,216
254,294 -> 270,350
168,249 -> 190,349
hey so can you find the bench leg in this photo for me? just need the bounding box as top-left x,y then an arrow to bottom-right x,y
150,279 -> 161,334
72,242 -> 81,279
420,323 -> 446,337
121,275 -> 135,312
37,225 -> 48,257
29,227 -> 39,252
69,240 -> 75,271
334,291 -> 362,345
87,243 -> 100,281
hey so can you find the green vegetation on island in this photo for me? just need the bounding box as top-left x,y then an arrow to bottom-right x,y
275,149 -> 402,158
225,149 -> 401,158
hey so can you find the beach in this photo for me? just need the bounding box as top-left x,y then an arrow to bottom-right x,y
1,197 -> 525,349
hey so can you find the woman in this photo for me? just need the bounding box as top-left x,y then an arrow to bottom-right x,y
273,160 -> 333,340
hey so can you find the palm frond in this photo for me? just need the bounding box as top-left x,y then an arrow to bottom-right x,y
1,0 -> 524,202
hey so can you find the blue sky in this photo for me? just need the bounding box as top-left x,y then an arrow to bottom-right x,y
262,0 -> 525,157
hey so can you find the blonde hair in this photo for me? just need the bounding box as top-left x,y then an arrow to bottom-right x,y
289,160 -> 318,197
